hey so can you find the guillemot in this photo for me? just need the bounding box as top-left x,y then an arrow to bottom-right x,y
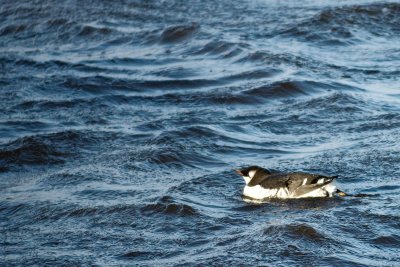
235,166 -> 346,200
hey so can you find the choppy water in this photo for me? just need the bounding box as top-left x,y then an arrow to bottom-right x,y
1,0 -> 400,266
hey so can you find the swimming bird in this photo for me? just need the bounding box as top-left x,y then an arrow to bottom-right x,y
235,166 -> 346,200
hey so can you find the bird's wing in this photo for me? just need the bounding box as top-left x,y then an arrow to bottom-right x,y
290,180 -> 334,197
249,173 -> 289,188
286,173 -> 337,193
288,173 -> 336,184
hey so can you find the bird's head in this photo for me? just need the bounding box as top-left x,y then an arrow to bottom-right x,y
235,165 -> 267,185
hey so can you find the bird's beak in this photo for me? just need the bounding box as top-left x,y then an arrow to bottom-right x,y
235,169 -> 243,176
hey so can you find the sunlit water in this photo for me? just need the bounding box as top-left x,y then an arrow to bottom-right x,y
1,0 -> 400,265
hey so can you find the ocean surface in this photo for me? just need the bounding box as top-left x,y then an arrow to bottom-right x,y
1,0 -> 400,266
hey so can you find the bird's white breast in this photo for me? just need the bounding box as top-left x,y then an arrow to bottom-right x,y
243,181 -> 338,199
243,185 -> 290,199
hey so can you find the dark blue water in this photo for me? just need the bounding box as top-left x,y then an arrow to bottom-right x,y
1,0 -> 400,265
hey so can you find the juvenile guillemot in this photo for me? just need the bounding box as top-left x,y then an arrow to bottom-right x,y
235,166 -> 346,200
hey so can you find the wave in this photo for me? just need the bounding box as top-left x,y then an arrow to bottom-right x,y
235,51 -> 352,80
78,25 -> 113,37
242,80 -> 363,101
100,80 -> 338,107
349,114 -> 400,133
61,75 -> 221,93
286,92 -> 369,118
0,24 -> 27,36
190,40 -> 248,59
1,56 -> 115,76
278,3 -> 400,44
226,69 -> 281,81
46,18 -> 69,27
149,125 -> 281,149
119,250 -> 166,260
140,141 -> 224,169
160,23 -> 199,43
370,235 -> 400,247
132,91 -> 256,106
0,130 -> 112,171
264,223 -> 327,242
243,80 -> 318,99
0,202 -> 138,224
0,136 -> 66,170
1,197 -> 199,225
141,202 -> 198,216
